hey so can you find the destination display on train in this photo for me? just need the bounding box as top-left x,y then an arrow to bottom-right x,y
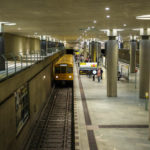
60,64 -> 68,66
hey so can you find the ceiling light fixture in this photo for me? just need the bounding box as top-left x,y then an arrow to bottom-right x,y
130,35 -> 137,40
106,15 -> 110,18
114,29 -> 124,32
123,24 -> 127,27
136,15 -> 150,20
0,22 -> 16,26
5,23 -> 16,26
87,27 -> 91,30
105,7 -> 110,11
132,28 -> 142,31
100,29 -> 109,33
93,20 -> 97,24
132,28 -> 150,35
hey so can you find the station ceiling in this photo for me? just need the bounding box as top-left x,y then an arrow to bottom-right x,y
0,0 -> 150,41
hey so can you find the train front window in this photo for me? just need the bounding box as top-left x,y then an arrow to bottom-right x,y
67,67 -> 73,73
60,67 -> 66,73
55,67 -> 60,73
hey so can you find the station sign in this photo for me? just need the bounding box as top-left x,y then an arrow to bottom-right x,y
75,52 -> 80,55
79,62 -> 98,75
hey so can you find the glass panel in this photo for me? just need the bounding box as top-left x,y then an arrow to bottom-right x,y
67,67 -> 73,73
55,67 -> 60,73
60,67 -> 66,73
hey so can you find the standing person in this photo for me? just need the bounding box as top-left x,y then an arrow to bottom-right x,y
97,68 -> 101,82
118,71 -> 121,80
93,74 -> 95,81
100,68 -> 103,79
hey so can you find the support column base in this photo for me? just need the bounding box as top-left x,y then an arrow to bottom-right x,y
107,94 -> 117,97
130,70 -> 135,73
139,95 -> 146,99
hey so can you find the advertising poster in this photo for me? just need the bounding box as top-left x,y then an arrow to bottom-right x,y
14,83 -> 29,135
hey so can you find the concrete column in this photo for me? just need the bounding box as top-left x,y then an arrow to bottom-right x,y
120,42 -> 124,49
83,42 -> 87,60
53,42 -> 57,52
149,38 -> 150,141
40,36 -> 47,56
89,42 -> 92,58
95,42 -> 98,63
104,42 -> 107,68
137,41 -> 140,50
140,35 -> 150,98
97,42 -> 101,66
107,36 -> 118,97
59,42 -> 64,51
91,41 -> 97,62
91,41 -> 94,61
130,40 -> 137,73
93,42 -> 97,62
149,78 -> 150,140
0,24 -> 5,71
51,42 -> 55,52
47,40 -> 51,53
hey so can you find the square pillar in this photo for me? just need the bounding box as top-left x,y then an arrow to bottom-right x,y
0,33 -> 5,71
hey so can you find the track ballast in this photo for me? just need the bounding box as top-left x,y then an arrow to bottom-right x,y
27,87 -> 74,150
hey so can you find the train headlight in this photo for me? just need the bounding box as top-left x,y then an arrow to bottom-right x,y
56,76 -> 58,78
69,76 -> 72,78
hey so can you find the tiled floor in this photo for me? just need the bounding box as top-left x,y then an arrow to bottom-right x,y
74,62 -> 150,150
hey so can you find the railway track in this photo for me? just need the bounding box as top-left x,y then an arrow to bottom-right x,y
27,87 -> 74,150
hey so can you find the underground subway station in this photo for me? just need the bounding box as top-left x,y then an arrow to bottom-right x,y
0,0 -> 150,150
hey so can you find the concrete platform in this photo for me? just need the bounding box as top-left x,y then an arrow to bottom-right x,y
74,63 -> 150,150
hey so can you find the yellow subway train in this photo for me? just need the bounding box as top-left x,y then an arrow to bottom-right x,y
54,54 -> 73,85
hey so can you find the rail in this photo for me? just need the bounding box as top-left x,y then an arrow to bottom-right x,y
25,87 -> 74,150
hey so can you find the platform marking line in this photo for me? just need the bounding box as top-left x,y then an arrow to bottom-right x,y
78,74 -> 92,125
98,124 -> 149,128
87,130 -> 99,150
77,64 -> 98,150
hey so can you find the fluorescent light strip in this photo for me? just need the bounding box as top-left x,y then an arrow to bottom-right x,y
0,22 -> 16,26
136,15 -> 150,20
114,29 -> 124,31
93,20 -> 97,23
132,28 -> 142,31
5,23 -> 16,26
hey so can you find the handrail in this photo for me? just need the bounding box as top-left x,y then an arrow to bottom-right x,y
0,48 -> 63,81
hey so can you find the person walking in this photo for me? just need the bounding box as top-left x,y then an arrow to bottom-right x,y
97,68 -> 101,82
100,68 -> 103,79
118,71 -> 121,80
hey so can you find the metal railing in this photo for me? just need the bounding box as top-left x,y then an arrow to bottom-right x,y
0,47 -> 63,81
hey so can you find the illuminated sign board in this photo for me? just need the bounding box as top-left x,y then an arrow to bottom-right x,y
80,62 -> 97,68
60,64 -> 67,66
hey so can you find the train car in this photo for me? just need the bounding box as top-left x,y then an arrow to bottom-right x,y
54,54 -> 73,85
66,49 -> 74,54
